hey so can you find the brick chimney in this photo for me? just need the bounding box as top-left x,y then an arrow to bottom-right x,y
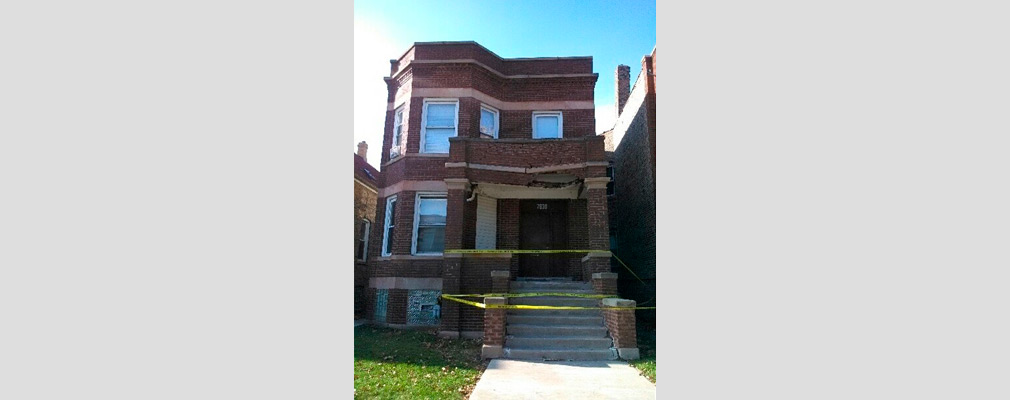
357,141 -> 368,162
615,65 -> 631,117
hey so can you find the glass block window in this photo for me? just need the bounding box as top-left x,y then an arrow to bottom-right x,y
374,289 -> 388,323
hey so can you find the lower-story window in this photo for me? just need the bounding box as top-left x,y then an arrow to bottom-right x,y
412,193 -> 447,255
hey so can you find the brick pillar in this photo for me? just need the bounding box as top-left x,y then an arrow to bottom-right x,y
603,298 -> 640,360
582,178 -> 612,280
481,297 -> 506,358
491,270 -> 510,294
439,256 -> 461,338
444,180 -> 469,250
440,179 -> 470,338
584,183 -> 610,250
592,272 -> 618,295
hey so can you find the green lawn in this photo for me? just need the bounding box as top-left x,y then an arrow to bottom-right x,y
354,326 -> 488,399
629,328 -> 656,382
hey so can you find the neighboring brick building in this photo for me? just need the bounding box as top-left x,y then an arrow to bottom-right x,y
607,47 -> 657,329
354,142 -> 379,319
364,41 -> 612,338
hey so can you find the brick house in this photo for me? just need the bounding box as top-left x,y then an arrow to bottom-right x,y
606,47 -> 657,328
363,42 -> 614,339
354,142 -> 379,319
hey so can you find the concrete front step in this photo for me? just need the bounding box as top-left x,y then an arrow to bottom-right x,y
510,282 -> 592,290
508,296 -> 601,307
507,315 -> 604,326
507,324 -> 609,337
507,308 -> 602,316
510,288 -> 597,295
506,336 -> 613,349
505,347 -> 618,361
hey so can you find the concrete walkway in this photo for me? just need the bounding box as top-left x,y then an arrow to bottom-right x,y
469,359 -> 656,400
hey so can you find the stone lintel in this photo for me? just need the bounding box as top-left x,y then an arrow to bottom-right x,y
581,251 -> 612,262
602,298 -> 636,308
617,348 -> 640,360
438,330 -> 460,339
481,344 -> 504,359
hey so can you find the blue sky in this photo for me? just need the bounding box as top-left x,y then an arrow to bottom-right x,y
354,0 -> 656,166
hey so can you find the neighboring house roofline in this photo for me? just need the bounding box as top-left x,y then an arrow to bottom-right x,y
354,153 -> 380,190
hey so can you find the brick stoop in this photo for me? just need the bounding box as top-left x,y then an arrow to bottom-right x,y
503,278 -> 618,361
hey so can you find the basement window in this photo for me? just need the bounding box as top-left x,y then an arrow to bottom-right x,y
480,104 -> 499,139
412,193 -> 447,255
532,111 -> 563,139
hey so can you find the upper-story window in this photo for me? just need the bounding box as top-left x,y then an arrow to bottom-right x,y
390,106 -> 405,158
532,111 -> 563,139
421,99 -> 458,153
480,105 -> 499,139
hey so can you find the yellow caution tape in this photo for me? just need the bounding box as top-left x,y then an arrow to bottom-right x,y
444,249 -> 602,254
441,248 -> 656,309
440,294 -> 657,310
449,292 -> 617,299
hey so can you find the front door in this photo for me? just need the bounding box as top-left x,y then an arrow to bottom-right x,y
519,200 -> 568,277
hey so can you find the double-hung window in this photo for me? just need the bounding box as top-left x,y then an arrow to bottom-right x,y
479,105 -> 499,139
532,111 -> 563,139
381,196 -> 397,256
421,99 -> 458,153
356,220 -> 370,261
390,106 -> 405,158
412,194 -> 447,255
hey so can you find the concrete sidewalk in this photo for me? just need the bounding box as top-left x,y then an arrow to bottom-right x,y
469,359 -> 656,400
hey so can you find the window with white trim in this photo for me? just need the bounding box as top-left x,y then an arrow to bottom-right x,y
479,105 -> 499,139
532,111 -> 563,139
412,194 -> 447,255
381,196 -> 397,256
356,219 -> 370,261
421,99 -> 458,153
390,106 -> 405,158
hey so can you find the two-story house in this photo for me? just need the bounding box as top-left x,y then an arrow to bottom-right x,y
364,42 -> 613,340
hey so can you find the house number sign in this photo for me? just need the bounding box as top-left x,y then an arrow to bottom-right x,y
537,203 -> 548,210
